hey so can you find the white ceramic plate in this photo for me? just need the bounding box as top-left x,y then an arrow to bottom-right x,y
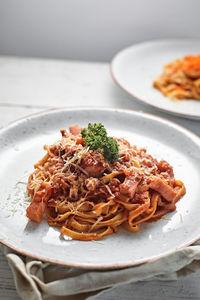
0,107 -> 200,269
111,39 -> 200,119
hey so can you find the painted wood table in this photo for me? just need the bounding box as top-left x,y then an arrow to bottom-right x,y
0,56 -> 200,300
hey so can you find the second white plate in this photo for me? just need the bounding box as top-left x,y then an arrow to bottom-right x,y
111,39 -> 200,119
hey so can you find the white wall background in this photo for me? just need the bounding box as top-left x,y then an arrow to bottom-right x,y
0,0 -> 200,62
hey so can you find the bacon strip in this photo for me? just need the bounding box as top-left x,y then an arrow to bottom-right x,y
80,152 -> 107,178
120,174 -> 142,199
149,177 -> 176,202
69,125 -> 83,136
26,182 -> 52,223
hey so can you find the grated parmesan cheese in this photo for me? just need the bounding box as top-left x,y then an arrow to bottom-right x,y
105,185 -> 115,198
62,146 -> 89,170
89,216 -> 103,232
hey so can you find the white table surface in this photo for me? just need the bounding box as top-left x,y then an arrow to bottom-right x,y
0,56 -> 200,300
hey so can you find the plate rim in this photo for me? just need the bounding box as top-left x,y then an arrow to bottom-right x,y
1,106 -> 200,269
110,38 -> 200,120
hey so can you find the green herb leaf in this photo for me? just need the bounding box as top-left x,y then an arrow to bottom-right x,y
81,123 -> 119,162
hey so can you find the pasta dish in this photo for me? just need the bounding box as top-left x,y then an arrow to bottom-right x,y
153,54 -> 200,101
26,124 -> 185,241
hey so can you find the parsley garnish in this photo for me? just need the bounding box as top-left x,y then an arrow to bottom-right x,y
81,123 -> 119,162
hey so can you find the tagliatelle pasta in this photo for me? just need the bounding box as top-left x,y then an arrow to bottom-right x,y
153,54 -> 200,101
26,125 -> 185,241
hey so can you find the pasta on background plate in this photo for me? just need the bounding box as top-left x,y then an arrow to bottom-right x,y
154,54 -> 200,101
26,124 -> 185,241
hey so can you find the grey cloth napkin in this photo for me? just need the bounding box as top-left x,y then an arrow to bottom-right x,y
1,241 -> 200,300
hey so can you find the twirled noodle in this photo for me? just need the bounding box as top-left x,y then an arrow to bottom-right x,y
154,54 -> 200,101
26,126 -> 186,241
